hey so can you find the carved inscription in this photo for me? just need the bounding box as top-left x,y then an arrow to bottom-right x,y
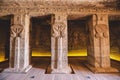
0,5 -> 119,15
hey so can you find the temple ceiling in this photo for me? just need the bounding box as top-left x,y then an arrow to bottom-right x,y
0,0 -> 120,21
0,0 -> 120,8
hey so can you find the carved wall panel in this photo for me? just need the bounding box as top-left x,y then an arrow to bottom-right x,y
0,2 -> 119,19
31,17 -> 51,51
68,20 -> 87,50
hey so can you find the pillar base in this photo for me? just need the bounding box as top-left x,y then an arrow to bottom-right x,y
51,66 -> 72,74
46,65 -> 72,74
3,65 -> 32,73
85,63 -> 119,73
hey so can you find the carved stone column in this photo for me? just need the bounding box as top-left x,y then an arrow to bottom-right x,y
87,14 -> 118,72
4,14 -> 32,73
51,14 -> 71,73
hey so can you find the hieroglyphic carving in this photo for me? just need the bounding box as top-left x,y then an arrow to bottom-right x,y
0,3 -> 120,16
52,22 -> 65,38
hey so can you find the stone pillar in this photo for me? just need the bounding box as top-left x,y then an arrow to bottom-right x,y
51,14 -> 71,73
4,14 -> 32,73
87,14 -> 118,72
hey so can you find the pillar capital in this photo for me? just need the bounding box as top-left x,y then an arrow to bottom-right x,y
51,14 -> 67,38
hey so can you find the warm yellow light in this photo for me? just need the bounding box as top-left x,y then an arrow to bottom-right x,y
0,50 -> 120,62
32,49 -> 120,62
0,56 -> 6,62
0,52 -> 6,62
32,49 -> 87,57
110,53 -> 120,61
32,51 -> 51,57
110,49 -> 120,61
68,50 -> 87,56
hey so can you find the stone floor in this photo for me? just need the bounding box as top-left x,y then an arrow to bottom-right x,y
0,57 -> 120,80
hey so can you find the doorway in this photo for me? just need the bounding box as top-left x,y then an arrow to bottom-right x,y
68,18 -> 88,57
109,20 -> 120,61
30,15 -> 51,68
0,16 -> 11,71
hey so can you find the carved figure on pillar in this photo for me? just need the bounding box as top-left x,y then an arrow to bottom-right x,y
94,23 -> 109,68
86,14 -> 118,73
95,24 -> 108,39
52,22 -> 65,38
93,14 -> 110,68
51,19 -> 71,73
4,14 -> 32,73
10,24 -> 23,71
52,22 -> 65,72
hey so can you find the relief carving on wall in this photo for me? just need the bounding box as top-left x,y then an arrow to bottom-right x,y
10,24 -> 23,38
52,22 -> 65,38
0,2 -> 119,17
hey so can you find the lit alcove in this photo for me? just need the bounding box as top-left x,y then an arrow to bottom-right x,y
67,15 -> 88,70
68,20 -> 87,57
109,16 -> 120,61
67,15 -> 89,65
0,16 -> 11,70
30,15 -> 51,68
